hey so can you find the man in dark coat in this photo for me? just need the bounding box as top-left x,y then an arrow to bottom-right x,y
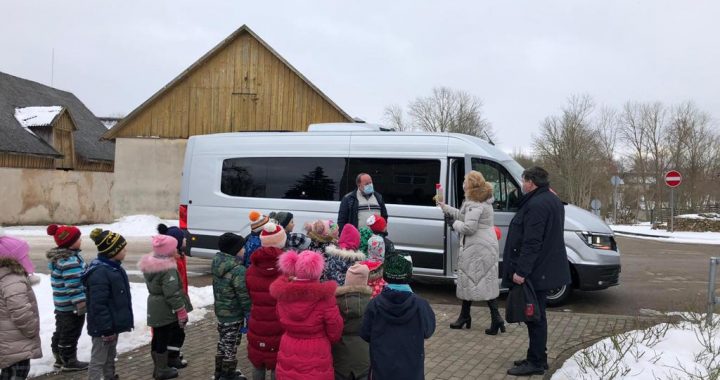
502,167 -> 570,377
337,173 -> 389,233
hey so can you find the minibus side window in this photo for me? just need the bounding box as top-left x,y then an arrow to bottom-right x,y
221,157 -> 348,201
470,159 -> 521,212
347,158 -> 441,206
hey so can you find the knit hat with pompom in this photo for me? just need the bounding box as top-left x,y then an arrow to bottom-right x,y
279,250 -> 325,281
249,210 -> 270,233
260,222 -> 287,249
46,224 -> 81,249
90,228 -> 127,258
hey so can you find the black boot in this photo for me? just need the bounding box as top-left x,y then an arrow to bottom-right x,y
59,347 -> 89,371
152,351 -> 179,380
450,300 -> 472,329
219,360 -> 247,380
168,350 -> 187,369
52,350 -> 62,370
214,355 -> 223,379
485,298 -> 506,335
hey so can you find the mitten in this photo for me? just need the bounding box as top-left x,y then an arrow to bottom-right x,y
176,307 -> 189,329
75,301 -> 87,316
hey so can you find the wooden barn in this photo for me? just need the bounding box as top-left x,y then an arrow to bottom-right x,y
103,25 -> 354,218
0,71 -> 116,225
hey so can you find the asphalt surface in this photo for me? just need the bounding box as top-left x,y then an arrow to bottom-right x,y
23,234 -> 720,316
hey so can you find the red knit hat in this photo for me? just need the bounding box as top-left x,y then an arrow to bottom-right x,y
366,214 -> 387,234
47,224 -> 81,249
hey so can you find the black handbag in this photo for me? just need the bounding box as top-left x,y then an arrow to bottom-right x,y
505,280 -> 541,323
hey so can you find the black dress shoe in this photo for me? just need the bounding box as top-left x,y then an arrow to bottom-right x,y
513,359 -> 549,370
507,362 -> 546,376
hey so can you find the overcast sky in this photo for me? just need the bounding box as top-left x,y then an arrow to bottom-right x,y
2,0 -> 718,153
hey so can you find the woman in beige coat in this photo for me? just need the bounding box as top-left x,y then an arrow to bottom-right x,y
0,231 -> 42,379
438,171 -> 504,335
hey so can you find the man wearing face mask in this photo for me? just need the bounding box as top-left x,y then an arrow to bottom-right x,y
337,173 -> 389,234
502,166 -> 570,377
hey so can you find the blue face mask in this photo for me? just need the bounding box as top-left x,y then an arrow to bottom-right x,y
363,184 -> 374,195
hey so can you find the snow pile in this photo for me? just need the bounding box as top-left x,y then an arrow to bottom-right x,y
14,106 -> 64,134
3,215 -> 179,237
552,314 -> 720,380
101,120 -> 118,129
677,213 -> 720,221
28,274 -> 214,377
610,224 -> 720,245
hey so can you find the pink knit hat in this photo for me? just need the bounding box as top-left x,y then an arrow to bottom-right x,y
0,229 -> 34,275
279,250 -> 325,281
338,224 -> 360,250
260,222 -> 287,249
151,235 -> 177,257
344,263 -> 370,287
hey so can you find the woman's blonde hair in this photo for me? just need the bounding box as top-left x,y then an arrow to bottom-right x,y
465,170 -> 494,202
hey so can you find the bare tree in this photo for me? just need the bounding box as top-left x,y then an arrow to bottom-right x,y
408,87 -> 494,140
641,102 -> 669,213
533,94 -> 605,207
619,101 -> 649,218
382,104 -> 409,131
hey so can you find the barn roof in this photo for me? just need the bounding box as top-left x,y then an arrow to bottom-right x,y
103,24 -> 353,140
0,71 -> 115,161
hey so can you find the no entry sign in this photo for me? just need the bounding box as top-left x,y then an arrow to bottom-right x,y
665,170 -> 682,188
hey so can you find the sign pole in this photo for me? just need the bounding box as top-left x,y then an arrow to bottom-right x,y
610,176 -> 622,224
670,187 -> 674,233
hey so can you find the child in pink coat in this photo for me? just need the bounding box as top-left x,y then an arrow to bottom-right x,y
270,250 -> 344,380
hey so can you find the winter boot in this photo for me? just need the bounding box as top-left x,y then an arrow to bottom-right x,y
152,351 -> 179,380
449,300 -> 472,329
219,360 -> 247,380
168,350 -> 187,369
59,347 -> 89,371
52,350 -> 62,370
214,355 -> 223,379
485,298 -> 506,335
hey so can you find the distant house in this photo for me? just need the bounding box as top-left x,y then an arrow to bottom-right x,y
102,24 -> 354,218
0,71 -> 114,172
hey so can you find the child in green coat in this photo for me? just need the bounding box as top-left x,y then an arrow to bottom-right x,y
138,235 -> 192,380
212,233 -> 251,380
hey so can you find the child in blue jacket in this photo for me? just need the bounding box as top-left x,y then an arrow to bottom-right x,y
46,224 -> 88,372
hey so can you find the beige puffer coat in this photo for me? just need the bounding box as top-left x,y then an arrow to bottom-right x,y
442,199 -> 500,301
0,258 -> 42,369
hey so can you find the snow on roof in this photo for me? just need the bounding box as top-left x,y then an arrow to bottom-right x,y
101,120 -> 118,129
14,106 -> 63,136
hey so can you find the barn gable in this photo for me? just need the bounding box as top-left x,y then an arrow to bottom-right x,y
104,24 -> 352,139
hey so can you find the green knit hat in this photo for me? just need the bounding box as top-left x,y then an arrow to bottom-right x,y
383,254 -> 413,284
358,226 -> 374,255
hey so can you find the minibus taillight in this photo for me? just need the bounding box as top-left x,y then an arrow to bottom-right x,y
179,204 -> 188,229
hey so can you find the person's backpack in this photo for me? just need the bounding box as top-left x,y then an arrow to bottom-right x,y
505,279 -> 541,323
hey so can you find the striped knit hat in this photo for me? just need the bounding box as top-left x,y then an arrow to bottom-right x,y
90,228 -> 127,258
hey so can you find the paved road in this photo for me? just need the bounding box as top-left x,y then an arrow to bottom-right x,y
24,234 -> 719,316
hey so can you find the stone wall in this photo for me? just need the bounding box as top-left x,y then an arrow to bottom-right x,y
111,138 -> 186,219
0,167 -> 114,225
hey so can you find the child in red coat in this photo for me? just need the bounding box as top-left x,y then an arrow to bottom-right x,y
270,250 -> 344,380
245,222 -> 286,379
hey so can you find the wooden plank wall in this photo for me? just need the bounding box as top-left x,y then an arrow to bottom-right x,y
115,31 -> 349,138
0,153 -> 54,169
76,159 -> 113,172
53,112 -> 76,169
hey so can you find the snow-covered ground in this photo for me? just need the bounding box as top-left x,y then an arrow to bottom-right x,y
29,273 -> 213,377
610,223 -> 720,245
3,215 -> 178,237
552,314 -> 720,380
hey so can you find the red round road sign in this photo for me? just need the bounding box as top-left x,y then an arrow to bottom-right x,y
665,170 -> 682,188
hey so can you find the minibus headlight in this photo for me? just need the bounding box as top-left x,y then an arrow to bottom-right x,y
576,232 -> 617,251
